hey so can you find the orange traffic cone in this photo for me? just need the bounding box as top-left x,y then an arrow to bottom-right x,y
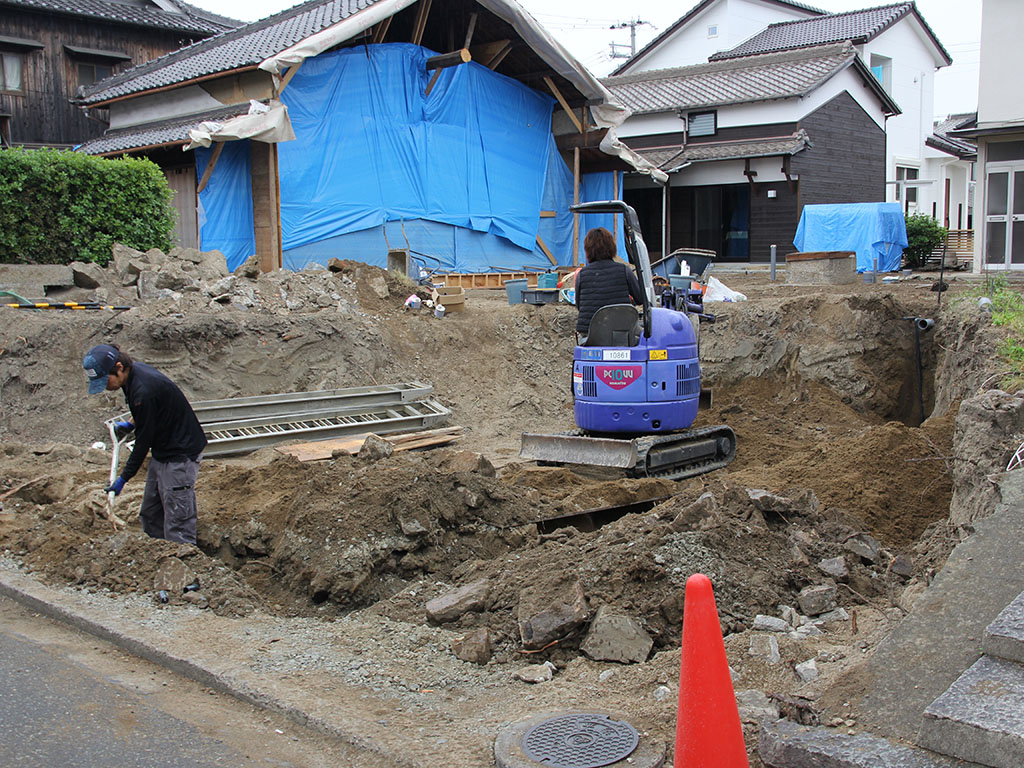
674,573 -> 749,768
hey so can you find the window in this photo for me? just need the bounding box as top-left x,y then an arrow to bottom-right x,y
688,111 -> 716,137
707,24 -> 719,38
896,166 -> 919,204
869,53 -> 892,93
0,52 -> 23,93
989,141 -> 1024,163
77,62 -> 112,87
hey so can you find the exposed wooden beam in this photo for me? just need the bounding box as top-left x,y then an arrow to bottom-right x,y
196,141 -> 225,194
424,69 -> 442,97
536,234 -> 558,266
743,158 -> 757,187
544,76 -> 582,134
470,39 -> 513,68
485,41 -> 513,70
411,0 -> 432,46
540,210 -> 556,218
555,127 -> 608,152
462,12 -> 477,49
276,61 -> 302,96
426,48 -> 471,70
572,146 -> 580,265
372,17 -> 392,44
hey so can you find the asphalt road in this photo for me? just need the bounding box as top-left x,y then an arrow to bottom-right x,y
0,595 -> 398,768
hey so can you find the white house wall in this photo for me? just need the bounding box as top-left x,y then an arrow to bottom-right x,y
858,18 -> 942,207
978,0 -> 1024,125
622,0 -> 816,74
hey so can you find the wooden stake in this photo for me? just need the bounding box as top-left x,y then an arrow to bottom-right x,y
572,146 -> 580,265
544,76 -> 582,133
196,141 -> 225,194
411,0 -> 432,46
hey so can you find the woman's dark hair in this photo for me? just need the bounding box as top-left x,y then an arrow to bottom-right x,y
583,227 -> 617,263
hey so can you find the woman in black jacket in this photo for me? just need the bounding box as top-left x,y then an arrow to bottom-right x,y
575,227 -> 643,339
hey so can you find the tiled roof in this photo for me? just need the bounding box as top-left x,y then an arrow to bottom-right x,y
76,103 -> 250,154
927,112 -> 977,159
604,43 -> 859,114
1,0 -> 241,36
633,129 -> 811,172
609,0 -> 825,77
77,0 -> 377,104
709,2 -> 951,65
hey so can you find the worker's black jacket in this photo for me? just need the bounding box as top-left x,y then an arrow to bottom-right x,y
575,260 -> 643,334
121,362 -> 208,482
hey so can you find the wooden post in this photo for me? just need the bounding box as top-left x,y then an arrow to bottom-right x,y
612,170 -> 618,240
572,146 -> 580,266
411,0 -> 432,46
195,141 -> 224,194
251,141 -> 282,272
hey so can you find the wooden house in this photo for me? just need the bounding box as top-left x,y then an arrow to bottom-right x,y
0,0 -> 240,148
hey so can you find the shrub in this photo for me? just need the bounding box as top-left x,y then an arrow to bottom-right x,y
0,148 -> 175,266
902,213 -> 947,270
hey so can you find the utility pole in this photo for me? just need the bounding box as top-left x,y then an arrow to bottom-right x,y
609,18 -> 651,59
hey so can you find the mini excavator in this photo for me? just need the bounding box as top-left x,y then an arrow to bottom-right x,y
520,201 -> 736,481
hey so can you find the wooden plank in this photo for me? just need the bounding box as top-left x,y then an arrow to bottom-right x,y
275,427 -> 463,461
372,16 -> 392,44
544,76 -> 582,133
411,0 -> 432,46
462,13 -> 477,49
572,147 -> 580,266
536,234 -> 557,266
424,69 -> 443,98
540,210 -> 556,218
195,141 -> 224,194
276,62 -> 303,96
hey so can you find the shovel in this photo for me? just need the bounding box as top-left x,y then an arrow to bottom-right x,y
104,420 -> 129,530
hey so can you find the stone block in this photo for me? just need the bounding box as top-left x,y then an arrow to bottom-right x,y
70,261 -> 105,289
425,579 -> 490,624
451,627 -> 491,664
753,615 -> 791,633
798,584 -> 837,616
749,634 -> 781,664
984,590 -> 1024,664
760,719 -> 970,767
785,252 -> 858,286
918,655 -> 1024,767
580,605 -> 653,664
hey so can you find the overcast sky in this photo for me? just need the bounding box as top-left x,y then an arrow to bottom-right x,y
191,0 -> 982,119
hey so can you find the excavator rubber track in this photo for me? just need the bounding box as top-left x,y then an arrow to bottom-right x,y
520,424 -> 736,482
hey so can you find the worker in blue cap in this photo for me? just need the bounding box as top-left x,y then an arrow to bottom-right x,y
83,344 -> 207,545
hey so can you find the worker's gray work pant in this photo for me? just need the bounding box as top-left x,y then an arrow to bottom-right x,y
139,455 -> 201,545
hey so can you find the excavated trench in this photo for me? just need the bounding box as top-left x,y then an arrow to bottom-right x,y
0,275 -> 992,667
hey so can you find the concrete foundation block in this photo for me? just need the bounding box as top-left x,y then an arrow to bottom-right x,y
760,719 -> 976,767
984,590 -> 1024,664
785,252 -> 857,285
917,655 -> 1024,768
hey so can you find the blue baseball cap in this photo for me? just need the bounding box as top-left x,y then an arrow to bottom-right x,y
83,344 -> 119,394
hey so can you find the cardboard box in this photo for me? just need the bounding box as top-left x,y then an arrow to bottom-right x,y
436,285 -> 466,312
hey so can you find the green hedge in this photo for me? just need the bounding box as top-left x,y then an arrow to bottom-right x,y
0,148 -> 175,266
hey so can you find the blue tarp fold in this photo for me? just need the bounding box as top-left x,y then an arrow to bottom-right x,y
794,202 -> 908,273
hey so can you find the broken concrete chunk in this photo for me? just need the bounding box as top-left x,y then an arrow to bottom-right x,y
779,604 -> 799,627
749,634 -> 781,664
451,627 -> 491,665
425,579 -> 490,624
443,451 -> 496,477
70,261 -> 104,289
512,661 -> 556,683
753,615 -> 791,633
358,434 -> 394,461
795,658 -> 819,682
814,607 -> 850,624
747,488 -> 792,513
818,556 -> 849,581
891,553 -> 913,578
736,689 -> 780,724
580,605 -> 653,664
368,274 -> 390,299
670,492 -> 718,531
797,585 -> 837,617
518,577 -> 589,650
844,533 -> 881,563
789,624 -> 823,640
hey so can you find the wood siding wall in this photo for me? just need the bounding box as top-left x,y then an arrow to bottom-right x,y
0,11 -> 205,146
749,180 -> 799,262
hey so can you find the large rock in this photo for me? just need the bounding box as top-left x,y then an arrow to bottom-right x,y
844,533 -> 881,563
451,628 -> 492,664
518,577 -> 589,650
580,605 -> 653,664
797,585 -> 837,617
425,579 -> 490,624
111,243 -> 144,275
70,261 -> 105,289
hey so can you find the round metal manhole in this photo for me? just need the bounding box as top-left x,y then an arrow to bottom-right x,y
520,713 -> 639,768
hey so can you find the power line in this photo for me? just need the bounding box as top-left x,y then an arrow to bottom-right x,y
608,18 -> 653,59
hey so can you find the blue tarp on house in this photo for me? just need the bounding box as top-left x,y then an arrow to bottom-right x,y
793,202 -> 908,273
197,43 -> 625,274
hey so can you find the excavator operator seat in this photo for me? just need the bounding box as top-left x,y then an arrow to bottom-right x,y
585,304 -> 642,347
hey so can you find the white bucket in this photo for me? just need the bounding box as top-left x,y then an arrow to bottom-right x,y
434,304 -> 446,318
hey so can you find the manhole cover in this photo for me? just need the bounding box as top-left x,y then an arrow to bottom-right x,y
521,713 -> 639,768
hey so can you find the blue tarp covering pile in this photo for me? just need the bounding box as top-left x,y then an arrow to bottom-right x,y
793,202 -> 908,273
196,43 -> 624,274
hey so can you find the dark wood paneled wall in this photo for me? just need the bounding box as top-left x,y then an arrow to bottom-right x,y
0,11 -> 203,146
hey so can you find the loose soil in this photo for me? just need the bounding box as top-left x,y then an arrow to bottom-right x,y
0,264 -> 1015,765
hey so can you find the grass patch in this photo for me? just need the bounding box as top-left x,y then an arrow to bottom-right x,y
962,276 -> 1024,390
